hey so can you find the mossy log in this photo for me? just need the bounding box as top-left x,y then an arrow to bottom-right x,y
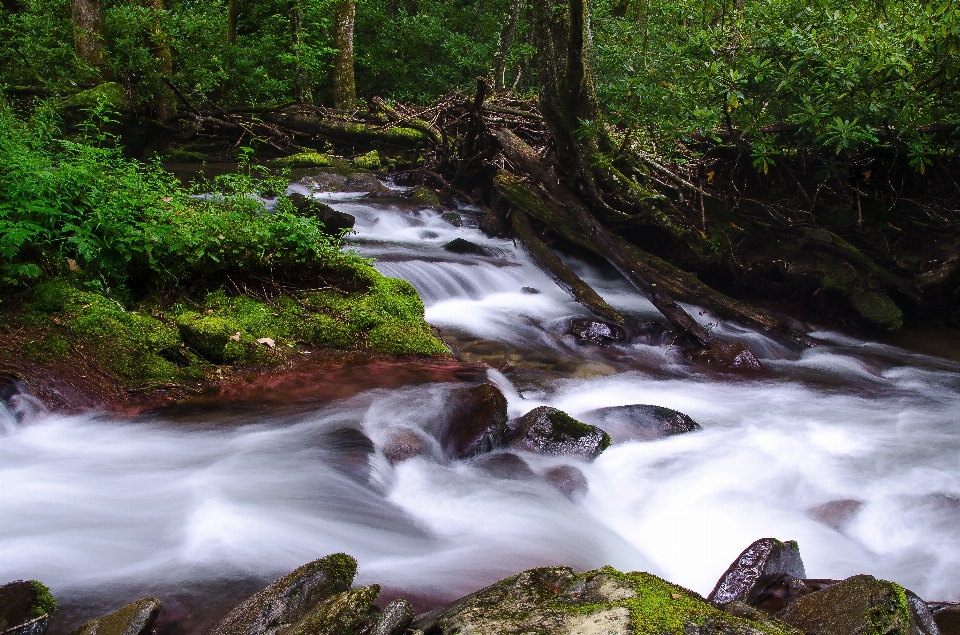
263,113 -> 432,149
511,210 -> 623,322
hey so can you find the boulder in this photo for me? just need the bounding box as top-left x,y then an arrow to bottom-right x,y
414,565 -> 801,635
0,581 -> 56,634
207,554 -> 357,635
345,173 -> 390,194
440,212 -> 462,227
382,430 -> 425,464
508,407 -> 610,460
708,538 -> 806,606
443,238 -> 490,257
323,428 -> 376,483
369,599 -> 414,635
406,186 -> 441,211
929,603 -> 960,635
688,341 -> 764,371
286,194 -> 355,234
474,452 -> 535,480
745,577 -> 837,615
779,575 -> 939,635
579,404 -> 701,442
569,319 -> 627,345
67,598 -> 160,635
544,465 -> 589,500
277,585 -> 380,635
440,383 -> 509,459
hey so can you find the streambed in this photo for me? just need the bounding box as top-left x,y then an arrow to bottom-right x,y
3,186 -> 960,634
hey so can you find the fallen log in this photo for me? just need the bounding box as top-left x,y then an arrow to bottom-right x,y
511,210 -> 623,323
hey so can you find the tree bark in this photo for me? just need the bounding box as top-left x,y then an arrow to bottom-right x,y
146,0 -> 174,118
289,0 -> 313,103
227,0 -> 239,45
70,0 -> 107,77
333,0 -> 356,110
492,0 -> 524,89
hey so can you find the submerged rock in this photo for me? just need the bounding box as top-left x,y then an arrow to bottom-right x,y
779,575 -> 938,635
382,430 -> 426,464
414,565 -> 801,635
579,404 -> 701,442
0,581 -> 56,634
544,464 -> 589,500
929,603 -> 960,635
508,406 -> 610,460
369,599 -> 414,635
67,598 -> 160,635
569,318 -> 627,345
473,452 -> 535,480
441,383 -> 510,459
443,238 -> 490,256
708,538 -> 806,606
286,193 -> 355,234
207,554 -> 357,635
277,585 -> 379,635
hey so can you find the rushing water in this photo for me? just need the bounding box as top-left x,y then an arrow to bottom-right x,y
3,184 -> 960,632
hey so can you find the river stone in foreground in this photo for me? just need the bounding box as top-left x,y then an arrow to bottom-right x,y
441,383 -> 509,459
778,575 -> 940,635
370,599 -> 414,635
709,538 -> 806,605
67,598 -> 160,635
207,554 -> 357,635
579,404 -> 701,442
930,604 -> 960,635
277,585 -> 380,635
508,406 -> 611,460
413,565 -> 801,635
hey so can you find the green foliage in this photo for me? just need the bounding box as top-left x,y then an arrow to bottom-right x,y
28,581 -> 57,617
592,0 -> 960,168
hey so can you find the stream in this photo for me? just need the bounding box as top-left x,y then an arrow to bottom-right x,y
3,185 -> 960,633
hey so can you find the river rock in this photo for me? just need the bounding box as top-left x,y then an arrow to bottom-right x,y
579,404 -> 701,442
67,598 -> 160,635
508,407 -> 611,460
443,238 -> 490,256
929,603 -> 960,635
414,565 -> 800,635
544,464 -> 589,500
323,428 -> 376,482
744,576 -> 837,615
440,212 -> 462,227
0,372 -> 20,403
569,318 -> 627,345
369,599 -> 414,635
708,538 -> 806,605
382,430 -> 426,464
0,581 -> 56,634
689,341 -> 764,371
474,452 -> 535,480
286,193 -> 355,234
440,383 -> 509,459
406,186 -> 441,211
277,585 -> 379,635
207,554 -> 357,635
779,575 -> 939,635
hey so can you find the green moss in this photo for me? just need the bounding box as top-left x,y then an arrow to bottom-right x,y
310,313 -> 355,349
175,311 -> 248,364
408,186 -> 441,210
27,581 -> 56,617
367,321 -> 448,355
62,82 -> 127,110
275,152 -> 345,169
353,150 -> 381,170
545,410 -> 611,451
849,291 -> 903,329
318,553 -> 359,590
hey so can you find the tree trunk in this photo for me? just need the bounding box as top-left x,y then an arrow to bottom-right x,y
492,0 -> 524,89
146,0 -> 174,118
227,0 -> 238,45
70,0 -> 107,77
333,0 -> 356,110
289,0 -> 313,103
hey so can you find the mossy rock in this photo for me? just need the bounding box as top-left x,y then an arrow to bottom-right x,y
208,554 -> 357,635
508,406 -> 611,460
0,580 -> 57,631
67,598 -> 160,635
62,82 -> 127,110
406,186 -> 441,211
352,150 -> 381,170
849,291 -> 903,330
414,565 -> 802,635
175,311 -> 249,364
275,152 -> 348,170
278,585 -> 380,635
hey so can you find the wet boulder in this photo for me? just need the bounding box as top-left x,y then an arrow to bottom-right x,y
779,575 -> 939,635
414,565 -> 801,635
443,238 -> 490,257
277,585 -> 380,635
744,577 -> 837,615
579,404 -> 701,442
708,538 -> 806,606
406,186 -> 441,211
689,341 -> 764,371
473,452 -> 535,480
369,599 -> 414,635
286,193 -> 355,234
345,173 -> 391,194
440,212 -> 462,227
508,407 -> 611,460
544,464 -> 589,500
440,383 -> 509,459
207,554 -> 357,635
382,430 -> 426,464
0,581 -> 56,635
323,428 -> 376,483
929,603 -> 960,635
67,598 -> 160,635
569,319 -> 627,345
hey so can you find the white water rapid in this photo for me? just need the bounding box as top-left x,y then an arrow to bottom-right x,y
3,186 -> 960,632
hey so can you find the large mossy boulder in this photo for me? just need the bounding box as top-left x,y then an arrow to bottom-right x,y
413,565 -> 802,635
67,598 -> 160,635
778,575 -> 938,635
508,406 -> 611,460
277,585 -> 380,635
175,312 -> 248,364
709,538 -> 806,606
207,554 -> 357,635
62,83 -> 127,111
0,581 -> 56,633
441,383 -> 510,459
286,193 -> 355,234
